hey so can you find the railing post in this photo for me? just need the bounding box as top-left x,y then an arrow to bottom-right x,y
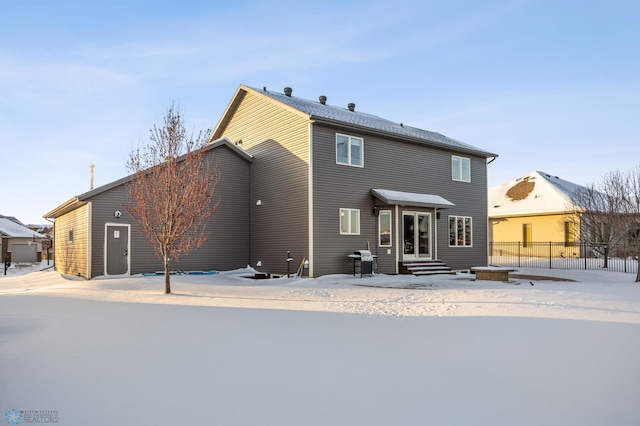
518,242 -> 521,267
489,241 -> 492,265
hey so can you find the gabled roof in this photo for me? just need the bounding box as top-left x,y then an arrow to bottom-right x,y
0,215 -> 24,225
488,171 -> 586,217
44,137 -> 250,219
371,189 -> 455,209
213,85 -> 497,158
0,217 -> 46,239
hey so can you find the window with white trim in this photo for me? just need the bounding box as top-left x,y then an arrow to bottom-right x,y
340,208 -> 360,235
336,134 -> 363,167
378,210 -> 392,247
452,155 -> 470,182
449,216 -> 472,246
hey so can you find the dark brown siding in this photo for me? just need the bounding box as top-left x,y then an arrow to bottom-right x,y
311,123 -> 488,275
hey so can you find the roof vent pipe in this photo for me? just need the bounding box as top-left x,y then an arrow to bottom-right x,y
284,87 -> 292,97
347,103 -> 355,112
319,95 -> 327,105
89,164 -> 95,190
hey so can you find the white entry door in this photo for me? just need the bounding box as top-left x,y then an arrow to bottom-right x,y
402,212 -> 432,261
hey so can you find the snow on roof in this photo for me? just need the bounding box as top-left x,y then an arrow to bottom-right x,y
0,217 -> 46,238
371,188 -> 455,209
488,170 -> 586,217
249,86 -> 497,158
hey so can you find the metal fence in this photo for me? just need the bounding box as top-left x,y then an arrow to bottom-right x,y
489,241 -> 638,274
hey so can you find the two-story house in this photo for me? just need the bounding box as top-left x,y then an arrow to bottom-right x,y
44,85 -> 497,279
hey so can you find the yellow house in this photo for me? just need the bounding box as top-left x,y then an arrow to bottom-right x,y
488,171 -> 585,257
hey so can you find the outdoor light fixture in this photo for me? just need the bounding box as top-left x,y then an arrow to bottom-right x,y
256,200 -> 262,206
114,210 -> 122,218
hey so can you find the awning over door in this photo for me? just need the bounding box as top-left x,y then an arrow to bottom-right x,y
371,188 -> 455,209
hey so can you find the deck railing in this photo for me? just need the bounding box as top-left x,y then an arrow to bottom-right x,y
489,241 -> 638,274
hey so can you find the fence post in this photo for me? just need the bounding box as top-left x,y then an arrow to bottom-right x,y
549,241 -> 552,269
489,241 -> 492,265
584,241 -> 587,270
518,242 -> 521,267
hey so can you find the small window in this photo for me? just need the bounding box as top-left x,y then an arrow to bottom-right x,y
336,134 -> 364,167
523,223 -> 531,247
564,221 -> 574,247
379,210 -> 392,247
449,216 -> 472,246
452,156 -> 470,182
68,229 -> 74,242
340,208 -> 360,235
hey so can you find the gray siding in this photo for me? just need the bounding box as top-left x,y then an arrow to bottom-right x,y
217,90 -> 310,275
311,123 -> 488,275
86,146 -> 250,278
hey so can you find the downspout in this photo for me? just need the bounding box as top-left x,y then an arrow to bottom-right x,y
308,122 -> 314,277
434,208 -> 438,261
395,205 -> 399,274
87,202 -> 92,279
485,156 -> 495,265
45,217 -> 55,270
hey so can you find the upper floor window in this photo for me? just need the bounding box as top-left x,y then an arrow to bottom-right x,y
449,216 -> 472,247
340,208 -> 360,235
452,155 -> 470,182
336,134 -> 363,167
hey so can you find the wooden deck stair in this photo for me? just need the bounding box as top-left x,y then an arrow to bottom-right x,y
399,259 -> 456,276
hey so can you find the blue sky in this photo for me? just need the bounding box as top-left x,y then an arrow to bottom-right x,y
1,0 -> 639,224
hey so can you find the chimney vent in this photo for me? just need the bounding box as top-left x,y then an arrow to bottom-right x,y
284,87 -> 292,97
347,103 -> 355,112
89,164 -> 95,190
319,95 -> 327,105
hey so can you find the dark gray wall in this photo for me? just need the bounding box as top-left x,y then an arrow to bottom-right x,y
246,139 -> 309,275
311,123 -> 488,275
87,146 -> 250,278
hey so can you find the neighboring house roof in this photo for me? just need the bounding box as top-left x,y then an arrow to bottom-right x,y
0,215 -> 24,225
371,189 -> 455,209
44,137 -> 251,219
0,217 -> 46,238
489,171 -> 586,218
213,85 -> 498,159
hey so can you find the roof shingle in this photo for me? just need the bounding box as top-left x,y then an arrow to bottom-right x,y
250,86 -> 496,157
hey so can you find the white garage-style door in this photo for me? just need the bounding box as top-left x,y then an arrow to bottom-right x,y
11,244 -> 37,263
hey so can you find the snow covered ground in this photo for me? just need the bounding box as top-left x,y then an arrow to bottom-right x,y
2,264 -> 640,425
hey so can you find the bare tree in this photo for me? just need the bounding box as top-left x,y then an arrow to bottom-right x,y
623,165 -> 640,282
125,104 -> 218,293
571,167 -> 640,281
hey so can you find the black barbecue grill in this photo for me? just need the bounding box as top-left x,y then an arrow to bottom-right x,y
347,250 -> 376,277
